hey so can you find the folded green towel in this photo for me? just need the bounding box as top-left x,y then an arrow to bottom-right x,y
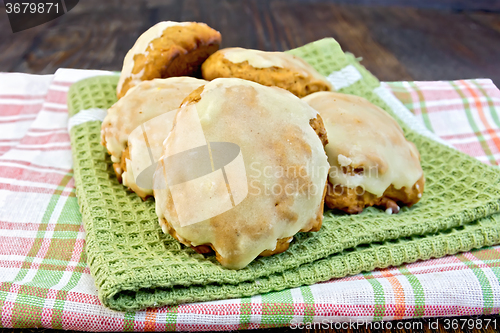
67,38 -> 500,311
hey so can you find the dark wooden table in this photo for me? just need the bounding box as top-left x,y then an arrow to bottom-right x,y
1,0 -> 500,332
1,0 -> 500,85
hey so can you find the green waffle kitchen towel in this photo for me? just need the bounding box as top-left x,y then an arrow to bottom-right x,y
67,38 -> 500,311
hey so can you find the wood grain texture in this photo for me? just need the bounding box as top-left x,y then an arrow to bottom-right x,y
0,0 -> 500,84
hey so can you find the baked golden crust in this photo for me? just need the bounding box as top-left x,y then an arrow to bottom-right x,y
160,202 -> 324,261
117,22 -> 221,98
116,146 -> 154,200
325,172 -> 425,214
201,48 -> 332,98
180,85 -> 205,106
160,217 -> 294,258
309,115 -> 329,148
175,179 -> 327,259
160,183 -> 326,262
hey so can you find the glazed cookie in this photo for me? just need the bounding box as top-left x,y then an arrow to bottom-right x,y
154,78 -> 330,269
101,77 -> 207,197
122,109 -> 181,199
116,21 -> 221,99
302,91 -> 424,214
201,47 -> 332,98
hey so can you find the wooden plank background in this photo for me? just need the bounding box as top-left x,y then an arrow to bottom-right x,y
0,0 -> 499,85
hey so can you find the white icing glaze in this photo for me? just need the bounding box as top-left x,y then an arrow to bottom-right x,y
101,77 -> 207,189
124,110 -> 178,197
221,47 -> 328,83
302,91 -> 423,197
338,154 -> 352,167
154,78 -> 329,269
116,21 -> 191,95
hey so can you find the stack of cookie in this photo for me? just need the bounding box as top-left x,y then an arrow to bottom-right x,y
101,21 -> 424,269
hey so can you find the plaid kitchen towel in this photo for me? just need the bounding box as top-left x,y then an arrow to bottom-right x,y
0,52 -> 498,330
387,80 -> 500,166
67,39 -> 500,312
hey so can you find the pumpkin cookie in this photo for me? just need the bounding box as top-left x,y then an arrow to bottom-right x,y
154,78 -> 330,269
101,77 -> 207,198
302,91 -> 424,214
117,21 -> 220,98
201,47 -> 332,97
